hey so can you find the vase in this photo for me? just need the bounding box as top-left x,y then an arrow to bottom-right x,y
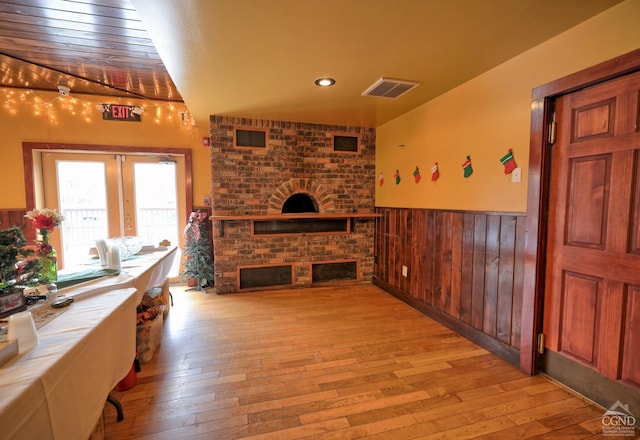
37,230 -> 58,283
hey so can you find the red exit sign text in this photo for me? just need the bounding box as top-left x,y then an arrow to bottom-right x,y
101,104 -> 142,122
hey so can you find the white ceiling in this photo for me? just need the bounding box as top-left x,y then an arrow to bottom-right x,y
131,0 -> 624,128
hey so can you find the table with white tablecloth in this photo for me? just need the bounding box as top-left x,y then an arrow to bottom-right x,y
58,245 -> 180,303
0,245 -> 179,440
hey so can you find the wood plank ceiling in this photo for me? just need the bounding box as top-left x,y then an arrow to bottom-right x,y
0,0 -> 627,127
0,0 -> 181,101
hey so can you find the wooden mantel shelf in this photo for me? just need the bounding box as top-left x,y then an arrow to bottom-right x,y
209,213 -> 381,221
210,213 -> 381,236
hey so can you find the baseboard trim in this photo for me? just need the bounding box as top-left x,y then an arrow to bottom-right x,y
543,350 -> 640,426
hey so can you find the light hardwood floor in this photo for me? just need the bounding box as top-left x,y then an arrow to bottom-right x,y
104,284 -> 625,439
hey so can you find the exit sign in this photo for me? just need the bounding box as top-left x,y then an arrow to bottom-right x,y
101,104 -> 142,122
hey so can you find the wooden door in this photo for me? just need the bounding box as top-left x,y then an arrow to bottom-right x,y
543,70 -> 640,400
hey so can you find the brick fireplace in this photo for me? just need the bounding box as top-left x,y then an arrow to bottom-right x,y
209,115 -> 376,293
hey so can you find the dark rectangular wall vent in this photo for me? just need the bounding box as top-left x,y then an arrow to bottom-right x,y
235,128 -> 266,147
239,264 -> 292,289
312,261 -> 357,283
333,135 -> 358,152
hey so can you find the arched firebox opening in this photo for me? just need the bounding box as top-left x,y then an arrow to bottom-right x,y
281,193 -> 318,214
267,178 -> 334,215
255,191 -> 347,236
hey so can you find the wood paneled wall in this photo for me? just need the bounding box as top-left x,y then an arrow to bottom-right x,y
374,207 -> 526,366
0,209 -> 33,240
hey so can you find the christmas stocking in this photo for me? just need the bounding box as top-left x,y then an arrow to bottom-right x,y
500,149 -> 517,174
394,169 -> 401,185
462,156 -> 473,178
379,172 -> 384,186
431,162 -> 439,181
413,166 -> 421,183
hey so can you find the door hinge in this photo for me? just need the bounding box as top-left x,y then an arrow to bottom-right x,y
537,333 -> 545,354
547,112 -> 556,144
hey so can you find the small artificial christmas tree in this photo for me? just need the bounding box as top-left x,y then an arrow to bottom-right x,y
181,211 -> 214,291
0,226 -> 43,292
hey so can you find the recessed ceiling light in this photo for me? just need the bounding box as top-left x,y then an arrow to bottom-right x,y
314,77 -> 335,87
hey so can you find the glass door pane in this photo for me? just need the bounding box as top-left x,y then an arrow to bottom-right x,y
127,160 -> 179,246
57,161 -> 109,267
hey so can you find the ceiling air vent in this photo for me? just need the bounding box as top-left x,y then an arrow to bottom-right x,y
362,77 -> 421,99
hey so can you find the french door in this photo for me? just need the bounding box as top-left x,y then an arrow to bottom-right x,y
41,152 -> 186,268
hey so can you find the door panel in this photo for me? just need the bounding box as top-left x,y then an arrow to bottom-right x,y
544,70 -> 640,392
560,272 -> 600,363
565,155 -> 609,248
631,151 -> 640,254
572,97 -> 615,141
623,287 -> 640,384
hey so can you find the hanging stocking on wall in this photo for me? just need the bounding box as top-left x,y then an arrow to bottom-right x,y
431,162 -> 439,181
413,166 -> 421,183
500,149 -> 517,174
378,172 -> 384,186
394,169 -> 401,185
462,156 -> 473,178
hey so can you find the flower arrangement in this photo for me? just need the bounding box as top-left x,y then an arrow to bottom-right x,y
24,208 -> 65,283
24,208 -> 65,235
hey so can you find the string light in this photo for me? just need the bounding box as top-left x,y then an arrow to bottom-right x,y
0,87 -> 194,128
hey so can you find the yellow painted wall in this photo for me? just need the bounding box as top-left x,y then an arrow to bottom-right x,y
0,90 -> 211,209
376,0 -> 640,213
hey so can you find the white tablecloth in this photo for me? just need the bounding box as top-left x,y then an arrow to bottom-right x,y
0,246 -> 179,440
116,245 -> 180,302
0,287 -> 137,440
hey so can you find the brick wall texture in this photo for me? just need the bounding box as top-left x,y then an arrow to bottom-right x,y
210,115 -> 376,293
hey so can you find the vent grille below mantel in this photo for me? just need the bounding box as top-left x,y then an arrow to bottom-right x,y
362,77 -> 421,99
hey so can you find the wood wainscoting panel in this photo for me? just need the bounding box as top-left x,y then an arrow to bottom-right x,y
0,209 -> 32,240
374,208 -> 526,365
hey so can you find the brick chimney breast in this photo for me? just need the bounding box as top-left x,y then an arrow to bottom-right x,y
210,115 -> 375,293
